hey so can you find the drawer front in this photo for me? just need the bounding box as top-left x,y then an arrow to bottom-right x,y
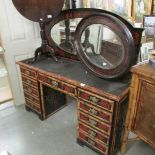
21,75 -> 38,88
79,112 -> 111,136
79,101 -> 112,124
20,66 -> 37,79
25,100 -> 41,114
24,92 -> 40,106
78,89 -> 114,112
78,131 -> 108,155
79,122 -> 110,145
38,73 -> 76,97
23,84 -> 39,97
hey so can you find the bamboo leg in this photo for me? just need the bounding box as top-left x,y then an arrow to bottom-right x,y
120,75 -> 139,155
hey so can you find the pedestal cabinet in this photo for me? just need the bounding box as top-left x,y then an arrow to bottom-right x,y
121,63 -> 155,154
20,66 -> 41,115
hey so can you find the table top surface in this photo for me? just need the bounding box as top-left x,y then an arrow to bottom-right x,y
131,63 -> 155,79
19,57 -> 131,100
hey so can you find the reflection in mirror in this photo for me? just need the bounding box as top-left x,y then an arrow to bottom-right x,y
51,18 -> 82,54
81,24 -> 125,69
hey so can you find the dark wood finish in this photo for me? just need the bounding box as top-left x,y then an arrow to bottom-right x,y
12,0 -> 64,22
121,63 -> 155,154
18,57 -> 129,155
74,14 -> 135,79
46,8 -> 143,61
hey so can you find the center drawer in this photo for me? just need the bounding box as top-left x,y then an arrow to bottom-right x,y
38,73 -> 77,97
79,101 -> 112,124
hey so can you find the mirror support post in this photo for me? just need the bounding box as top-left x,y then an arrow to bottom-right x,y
72,0 -> 76,9
28,19 -> 58,63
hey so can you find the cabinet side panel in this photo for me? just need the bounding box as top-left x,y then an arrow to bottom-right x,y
134,82 -> 155,147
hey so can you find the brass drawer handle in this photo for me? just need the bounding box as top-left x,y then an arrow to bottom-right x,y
88,129 -> 97,138
89,108 -> 99,116
88,119 -> 98,127
26,70 -> 30,75
26,79 -> 32,85
52,80 -> 58,87
89,96 -> 99,104
102,137 -> 108,144
28,88 -> 32,93
87,138 -> 95,146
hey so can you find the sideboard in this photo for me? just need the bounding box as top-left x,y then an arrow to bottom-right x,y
17,56 -> 130,155
121,63 -> 155,154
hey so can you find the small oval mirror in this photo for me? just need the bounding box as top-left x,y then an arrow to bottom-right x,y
50,18 -> 82,55
81,24 -> 125,69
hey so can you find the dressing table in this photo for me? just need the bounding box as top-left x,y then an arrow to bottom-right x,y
18,56 -> 129,155
13,0 -> 143,154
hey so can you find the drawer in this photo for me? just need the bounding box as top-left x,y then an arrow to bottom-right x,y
21,75 -> 38,88
20,66 -> 37,79
79,122 -> 110,145
79,101 -> 112,124
78,89 -> 114,112
25,100 -> 41,114
24,92 -> 40,106
79,111 -> 111,136
38,73 -> 77,97
23,84 -> 39,97
78,130 -> 108,155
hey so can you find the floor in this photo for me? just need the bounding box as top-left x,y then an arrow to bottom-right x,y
0,100 -> 155,155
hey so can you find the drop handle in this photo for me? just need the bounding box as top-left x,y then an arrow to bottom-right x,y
89,108 -> 99,116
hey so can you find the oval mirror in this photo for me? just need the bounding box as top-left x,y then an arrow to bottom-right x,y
81,24 -> 125,69
74,14 -> 135,79
50,18 -> 82,55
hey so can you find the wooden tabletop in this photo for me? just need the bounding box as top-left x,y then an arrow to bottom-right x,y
131,63 -> 155,80
18,57 -> 131,101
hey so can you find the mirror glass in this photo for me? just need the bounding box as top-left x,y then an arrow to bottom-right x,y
81,24 -> 125,69
51,18 -> 82,54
